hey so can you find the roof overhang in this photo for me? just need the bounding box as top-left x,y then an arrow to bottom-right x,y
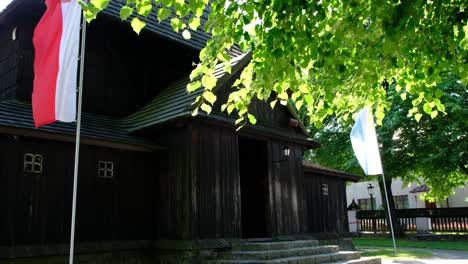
302,160 -> 362,182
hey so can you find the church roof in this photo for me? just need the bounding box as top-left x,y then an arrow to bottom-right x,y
0,100 -> 161,152
302,160 -> 362,182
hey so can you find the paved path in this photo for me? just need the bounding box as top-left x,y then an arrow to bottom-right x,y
368,248 -> 468,264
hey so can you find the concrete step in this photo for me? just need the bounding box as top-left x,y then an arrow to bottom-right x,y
231,240 -> 320,251
207,251 -> 361,264
332,257 -> 381,264
217,245 -> 340,260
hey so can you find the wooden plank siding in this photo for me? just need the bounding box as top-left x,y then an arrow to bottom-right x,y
268,142 -> 306,236
189,122 -> 242,239
303,172 -> 349,234
0,134 -> 156,246
151,127 -> 192,240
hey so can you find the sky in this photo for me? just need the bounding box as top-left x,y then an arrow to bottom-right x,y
0,0 -> 14,12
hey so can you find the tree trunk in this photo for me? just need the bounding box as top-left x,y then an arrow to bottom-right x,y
377,177 -> 404,238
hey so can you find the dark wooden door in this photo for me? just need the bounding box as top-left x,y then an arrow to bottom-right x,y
239,137 -> 269,238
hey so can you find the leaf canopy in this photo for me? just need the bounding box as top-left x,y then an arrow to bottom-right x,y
80,0 -> 468,127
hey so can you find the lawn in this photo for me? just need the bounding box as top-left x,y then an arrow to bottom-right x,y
353,237 -> 468,251
360,248 -> 432,259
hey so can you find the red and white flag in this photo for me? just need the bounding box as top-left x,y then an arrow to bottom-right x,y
33,0 -> 81,127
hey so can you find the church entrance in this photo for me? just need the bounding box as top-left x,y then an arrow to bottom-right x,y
239,137 -> 270,238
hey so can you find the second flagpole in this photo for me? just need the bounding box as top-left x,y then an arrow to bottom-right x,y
69,9 -> 87,264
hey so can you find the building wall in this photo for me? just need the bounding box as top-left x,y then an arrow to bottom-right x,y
0,134 -> 156,246
346,179 -> 468,209
303,172 -> 349,233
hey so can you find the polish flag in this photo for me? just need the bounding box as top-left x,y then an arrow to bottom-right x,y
33,0 -> 81,127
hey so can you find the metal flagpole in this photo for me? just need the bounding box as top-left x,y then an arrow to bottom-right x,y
378,168 -> 397,255
69,10 -> 87,264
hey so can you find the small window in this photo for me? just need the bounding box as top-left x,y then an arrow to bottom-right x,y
98,161 -> 114,178
24,153 -> 43,173
322,184 -> 329,195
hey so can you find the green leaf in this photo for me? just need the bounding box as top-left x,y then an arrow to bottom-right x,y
415,113 -> 423,122
201,75 -> 217,89
247,114 -> 257,124
223,63 -> 232,74
201,103 -> 212,114
295,100 -> 303,110
79,1 -> 100,22
170,18 -> 186,32
217,52 -> 230,62
435,89 -> 443,98
161,0 -> 174,7
227,104 -> 235,114
188,17 -> 201,30
182,29 -> 191,39
423,103 -> 432,115
203,91 -> 217,105
191,108 -> 199,116
130,17 -> 146,35
189,0 -> 205,16
119,6 -> 133,21
187,81 -> 201,92
430,110 -> 438,119
136,0 -> 152,17
270,100 -> 277,109
157,8 -> 172,22
90,0 -> 109,10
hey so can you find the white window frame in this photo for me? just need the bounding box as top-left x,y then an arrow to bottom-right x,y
322,183 -> 329,195
98,161 -> 114,179
24,153 -> 43,174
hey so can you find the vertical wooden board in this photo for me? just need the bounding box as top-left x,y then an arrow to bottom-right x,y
0,135 -> 18,245
190,125 -> 199,239
232,133 -> 241,237
266,141 -> 276,237
289,144 -> 300,234
271,142 -> 283,235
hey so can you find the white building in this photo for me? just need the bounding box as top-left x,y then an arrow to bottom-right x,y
346,178 -> 468,210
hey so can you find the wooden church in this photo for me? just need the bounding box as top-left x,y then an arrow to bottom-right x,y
0,1 -> 368,263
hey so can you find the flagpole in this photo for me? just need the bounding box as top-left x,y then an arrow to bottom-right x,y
380,171 -> 397,256
69,10 -> 87,264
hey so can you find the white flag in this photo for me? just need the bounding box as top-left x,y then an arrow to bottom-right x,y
350,107 -> 383,175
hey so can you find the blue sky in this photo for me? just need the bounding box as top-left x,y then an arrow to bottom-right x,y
0,0 -> 14,12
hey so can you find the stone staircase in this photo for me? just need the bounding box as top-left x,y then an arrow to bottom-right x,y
204,240 -> 380,264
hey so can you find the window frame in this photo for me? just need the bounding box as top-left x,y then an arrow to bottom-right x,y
24,153 -> 43,174
98,160 -> 114,179
321,183 -> 329,196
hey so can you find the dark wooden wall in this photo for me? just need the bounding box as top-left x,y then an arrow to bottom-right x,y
150,127 -> 192,240
189,122 -> 242,239
182,121 -> 308,239
303,172 -> 349,233
267,142 -> 306,236
0,134 -> 156,246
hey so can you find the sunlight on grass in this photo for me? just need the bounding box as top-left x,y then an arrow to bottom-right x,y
360,247 -> 432,259
353,237 -> 468,251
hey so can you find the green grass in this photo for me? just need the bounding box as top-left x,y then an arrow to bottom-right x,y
359,247 -> 432,259
353,237 -> 468,251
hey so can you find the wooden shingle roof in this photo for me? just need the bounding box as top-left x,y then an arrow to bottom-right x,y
302,160 -> 362,182
120,54 -> 250,132
0,100 -> 161,152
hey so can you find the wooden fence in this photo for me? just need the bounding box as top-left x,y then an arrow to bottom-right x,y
356,207 -> 468,233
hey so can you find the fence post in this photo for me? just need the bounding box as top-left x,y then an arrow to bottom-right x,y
416,217 -> 430,234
